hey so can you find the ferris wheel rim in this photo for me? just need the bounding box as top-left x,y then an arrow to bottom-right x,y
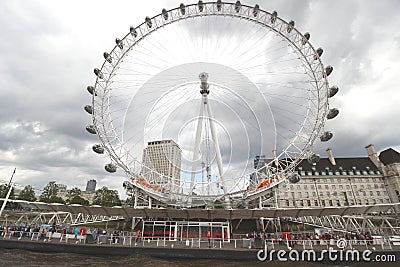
88,1 -> 333,205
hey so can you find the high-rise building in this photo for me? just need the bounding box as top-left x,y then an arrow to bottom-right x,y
141,140 -> 181,192
85,179 -> 97,193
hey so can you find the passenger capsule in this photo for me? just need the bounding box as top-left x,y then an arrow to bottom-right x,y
270,11 -> 278,23
253,4 -> 259,17
103,52 -> 112,64
287,20 -> 295,33
94,68 -> 103,79
328,86 -> 339,98
307,153 -> 320,165
145,17 -> 152,28
162,8 -> 168,20
235,1 -> 241,12
115,38 -> 123,49
85,125 -> 97,134
180,3 -> 186,15
320,131 -> 333,142
87,86 -> 96,96
84,105 -> 93,114
288,173 -> 301,184
324,65 -> 333,77
129,26 -> 137,38
198,0 -> 204,12
217,0 -> 222,11
302,32 -> 310,45
123,180 -> 134,190
92,144 -> 104,154
314,47 -> 323,60
327,108 -> 339,119
105,163 -> 117,173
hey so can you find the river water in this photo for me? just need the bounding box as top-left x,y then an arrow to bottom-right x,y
0,249 -> 331,267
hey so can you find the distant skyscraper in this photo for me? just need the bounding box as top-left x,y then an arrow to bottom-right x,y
141,140 -> 181,192
85,179 -> 97,193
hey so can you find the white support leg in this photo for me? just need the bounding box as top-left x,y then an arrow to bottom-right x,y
190,97 -> 205,195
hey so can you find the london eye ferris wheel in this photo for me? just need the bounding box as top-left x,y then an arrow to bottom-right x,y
84,1 -> 339,209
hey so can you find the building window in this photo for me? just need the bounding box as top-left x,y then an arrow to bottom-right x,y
329,200 -> 333,206
312,192 -> 316,197
304,185 -> 307,190
370,191 -> 373,196
325,185 -> 329,189
314,200 -> 319,206
346,185 -> 350,190
332,185 -> 336,190
377,191 -> 381,196
297,185 -> 300,190
307,200 -> 311,206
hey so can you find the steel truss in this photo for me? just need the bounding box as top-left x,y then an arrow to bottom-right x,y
285,215 -> 400,235
15,212 -> 124,227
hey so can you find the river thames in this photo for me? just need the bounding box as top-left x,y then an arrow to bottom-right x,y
0,248 -> 341,267
1,248 -> 395,267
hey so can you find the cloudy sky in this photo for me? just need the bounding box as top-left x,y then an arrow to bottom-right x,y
0,0 -> 399,197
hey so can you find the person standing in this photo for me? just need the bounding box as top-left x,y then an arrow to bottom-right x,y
207,230 -> 211,248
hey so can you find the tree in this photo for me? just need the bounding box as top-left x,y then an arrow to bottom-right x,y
18,185 -> 36,202
0,184 -> 15,208
92,186 -> 122,207
0,184 -> 15,199
40,181 -> 65,204
66,187 -> 89,206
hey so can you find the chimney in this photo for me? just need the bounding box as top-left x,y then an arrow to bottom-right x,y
365,144 -> 383,168
326,148 -> 336,165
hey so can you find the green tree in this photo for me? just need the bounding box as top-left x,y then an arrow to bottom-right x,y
0,184 -> 15,199
40,181 -> 65,204
66,187 -> 89,205
92,186 -> 122,207
0,184 -> 16,209
18,185 -> 36,202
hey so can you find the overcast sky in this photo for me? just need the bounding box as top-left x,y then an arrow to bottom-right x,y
0,0 -> 399,197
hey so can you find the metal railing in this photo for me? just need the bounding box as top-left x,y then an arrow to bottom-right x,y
0,230 -> 397,251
